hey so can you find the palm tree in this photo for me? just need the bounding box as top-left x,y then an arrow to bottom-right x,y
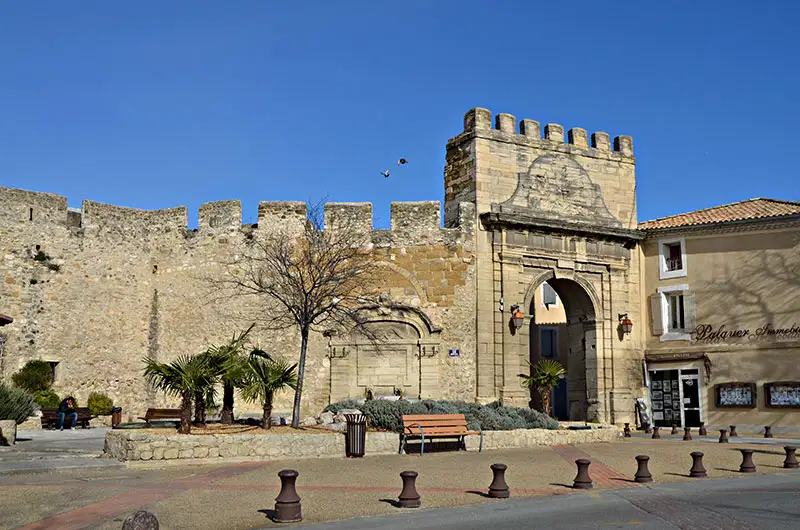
518,359 -> 566,417
203,324 -> 256,424
238,352 -> 298,430
143,355 -> 216,434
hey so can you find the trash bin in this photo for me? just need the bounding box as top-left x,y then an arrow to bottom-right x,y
111,407 -> 122,428
344,414 -> 367,458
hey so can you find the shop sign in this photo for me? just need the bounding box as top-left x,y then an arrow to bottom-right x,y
691,323 -> 800,344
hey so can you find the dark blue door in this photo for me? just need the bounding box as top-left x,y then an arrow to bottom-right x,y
553,378 -> 568,420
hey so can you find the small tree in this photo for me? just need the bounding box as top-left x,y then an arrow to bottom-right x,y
143,355 -> 215,434
201,324 -> 256,424
238,351 -> 298,430
87,392 -> 114,416
11,360 -> 53,393
518,359 -> 566,417
213,201 -> 377,428
0,383 -> 36,424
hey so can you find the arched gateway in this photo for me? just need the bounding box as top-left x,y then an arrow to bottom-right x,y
444,108 -> 644,425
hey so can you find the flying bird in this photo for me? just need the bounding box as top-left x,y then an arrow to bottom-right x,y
397,158 -> 407,166
381,169 -> 391,178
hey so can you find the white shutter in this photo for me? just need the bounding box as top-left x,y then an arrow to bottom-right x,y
683,291 -> 696,332
650,294 -> 664,336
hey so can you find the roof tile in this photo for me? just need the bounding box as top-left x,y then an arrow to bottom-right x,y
638,198 -> 800,230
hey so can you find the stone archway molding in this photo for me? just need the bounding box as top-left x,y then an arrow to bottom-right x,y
523,269 -> 601,318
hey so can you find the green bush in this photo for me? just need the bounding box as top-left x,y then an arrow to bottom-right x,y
33,390 -> 61,408
0,383 -> 36,424
325,398 -> 559,432
11,360 -> 53,393
87,392 -> 114,415
322,399 -> 362,414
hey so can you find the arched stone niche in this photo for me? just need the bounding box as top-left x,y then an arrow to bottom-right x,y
327,305 -> 441,402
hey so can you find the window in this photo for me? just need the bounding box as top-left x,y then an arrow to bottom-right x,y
650,284 -> 696,341
540,327 -> 559,358
667,293 -> 685,331
658,237 -> 687,279
542,283 -> 558,307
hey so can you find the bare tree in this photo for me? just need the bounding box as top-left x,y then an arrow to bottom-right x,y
211,201 -> 378,428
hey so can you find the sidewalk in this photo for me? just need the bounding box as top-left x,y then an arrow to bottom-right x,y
1,437 -> 797,529
0,427 -> 122,475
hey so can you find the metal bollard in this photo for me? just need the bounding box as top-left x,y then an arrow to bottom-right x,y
764,426 -> 773,438
398,471 -> 421,508
652,426 -> 661,440
683,427 -> 692,441
573,459 -> 593,490
699,422 -> 707,436
634,455 -> 653,483
783,446 -> 798,469
739,449 -> 756,473
719,429 -> 729,443
671,423 -> 678,435
488,463 -> 510,498
623,423 -> 631,438
689,452 -> 707,478
274,470 -> 302,523
122,511 -> 159,530
729,425 -> 738,437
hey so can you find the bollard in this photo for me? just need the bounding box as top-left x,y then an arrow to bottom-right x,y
671,423 -> 678,435
689,452 -> 707,478
652,426 -> 661,440
488,463 -> 510,498
719,429 -> 729,443
274,470 -> 302,523
764,426 -> 773,438
683,427 -> 692,441
398,471 -> 421,508
699,422 -> 707,436
623,423 -> 631,438
783,446 -> 798,469
122,511 -> 159,530
730,425 -> 738,437
634,455 -> 653,483
739,449 -> 756,473
573,459 -> 593,490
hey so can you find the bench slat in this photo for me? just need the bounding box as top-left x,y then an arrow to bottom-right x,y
403,418 -> 468,427
402,414 -> 467,420
404,428 -> 477,436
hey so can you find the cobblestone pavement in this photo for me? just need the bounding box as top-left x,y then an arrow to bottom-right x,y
0,438 -> 797,529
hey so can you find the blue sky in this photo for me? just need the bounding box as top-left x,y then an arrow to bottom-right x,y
1,1 -> 798,228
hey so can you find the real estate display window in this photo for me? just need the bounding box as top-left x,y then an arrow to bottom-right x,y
764,382 -> 800,408
715,382 -> 757,408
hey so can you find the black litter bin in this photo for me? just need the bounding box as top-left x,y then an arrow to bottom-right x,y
344,414 -> 367,457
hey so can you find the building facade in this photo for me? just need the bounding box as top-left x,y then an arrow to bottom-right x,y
1,107 -> 798,428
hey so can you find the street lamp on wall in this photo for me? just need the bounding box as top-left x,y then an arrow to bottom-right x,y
511,304 -> 525,330
618,313 -> 633,335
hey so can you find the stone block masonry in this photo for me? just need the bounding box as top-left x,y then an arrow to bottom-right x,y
0,184 -> 476,420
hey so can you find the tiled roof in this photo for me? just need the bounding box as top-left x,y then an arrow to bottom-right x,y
639,198 -> 800,230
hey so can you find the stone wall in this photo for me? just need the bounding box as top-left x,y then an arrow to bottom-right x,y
103,425 -> 617,462
0,185 -> 476,420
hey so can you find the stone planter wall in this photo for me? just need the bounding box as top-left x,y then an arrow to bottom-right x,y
104,424 -> 616,462
0,420 -> 17,446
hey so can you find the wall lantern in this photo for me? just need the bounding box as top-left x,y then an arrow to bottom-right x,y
511,304 -> 525,330
618,313 -> 633,335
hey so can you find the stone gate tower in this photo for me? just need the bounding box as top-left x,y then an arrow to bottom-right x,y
444,108 -> 644,424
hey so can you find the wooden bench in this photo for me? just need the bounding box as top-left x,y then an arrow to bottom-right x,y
400,414 -> 483,455
40,407 -> 92,429
138,408 -> 183,425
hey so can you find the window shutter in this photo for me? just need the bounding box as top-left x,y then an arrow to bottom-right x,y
683,291 -> 696,332
650,294 -> 663,336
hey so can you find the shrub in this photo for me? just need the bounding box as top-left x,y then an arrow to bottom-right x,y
322,399 -> 362,414
33,390 -> 61,409
11,360 -> 53,393
0,383 -> 36,424
324,398 -> 560,432
87,392 -> 114,415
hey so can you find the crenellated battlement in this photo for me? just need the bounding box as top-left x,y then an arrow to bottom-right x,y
458,107 -> 634,158
0,186 -> 473,248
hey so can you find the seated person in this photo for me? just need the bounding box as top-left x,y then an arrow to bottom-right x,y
57,396 -> 78,431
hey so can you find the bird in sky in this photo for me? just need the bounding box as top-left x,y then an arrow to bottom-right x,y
381,158 -> 408,178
